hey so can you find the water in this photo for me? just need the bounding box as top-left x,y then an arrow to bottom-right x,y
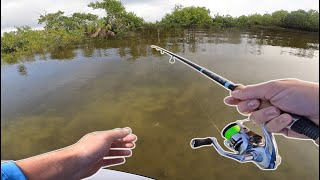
1,29 -> 319,180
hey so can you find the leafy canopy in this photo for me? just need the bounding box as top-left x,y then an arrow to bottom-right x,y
160,5 -> 212,29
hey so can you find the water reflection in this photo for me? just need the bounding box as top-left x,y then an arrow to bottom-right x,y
17,64 -> 28,76
2,28 -> 319,180
50,47 -> 76,60
2,28 -> 319,76
82,44 -> 95,57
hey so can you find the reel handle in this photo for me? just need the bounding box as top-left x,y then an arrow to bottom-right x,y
259,100 -> 319,140
191,138 -> 213,148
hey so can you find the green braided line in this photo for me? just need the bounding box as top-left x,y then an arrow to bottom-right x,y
224,125 -> 241,139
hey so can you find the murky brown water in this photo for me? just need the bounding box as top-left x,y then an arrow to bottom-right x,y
1,29 -> 319,180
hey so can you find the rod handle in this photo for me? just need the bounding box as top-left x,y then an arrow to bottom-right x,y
288,114 -> 319,140
258,100 -> 319,140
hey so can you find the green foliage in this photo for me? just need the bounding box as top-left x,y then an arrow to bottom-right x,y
122,12 -> 144,30
88,0 -> 125,18
159,6 -> 318,32
38,11 -> 98,33
236,15 -> 249,27
1,28 -> 83,63
38,11 -> 66,30
282,10 -> 319,31
2,0 -> 319,64
1,0 -> 145,63
160,5 -> 212,29
1,26 -> 36,54
88,0 -> 143,34
212,14 -> 237,28
211,10 -> 319,31
271,10 -> 289,26
247,14 -> 264,26
71,13 -> 98,29
261,14 -> 273,26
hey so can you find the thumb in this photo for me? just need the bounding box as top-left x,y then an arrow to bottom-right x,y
231,81 -> 283,100
104,127 -> 132,141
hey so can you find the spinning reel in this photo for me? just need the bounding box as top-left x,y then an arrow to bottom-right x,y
191,120 -> 281,170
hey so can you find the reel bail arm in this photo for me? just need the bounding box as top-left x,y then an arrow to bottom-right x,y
191,137 -> 254,162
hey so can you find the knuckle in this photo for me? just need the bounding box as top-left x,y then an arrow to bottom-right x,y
237,105 -> 247,114
286,78 -> 299,82
265,124 -> 273,132
235,85 -> 245,90
91,131 -> 108,140
249,113 -> 258,124
267,80 -> 279,87
265,121 -> 277,132
238,101 -> 249,112
277,113 -> 292,123
85,132 -> 97,138
91,131 -> 101,136
249,112 -> 262,124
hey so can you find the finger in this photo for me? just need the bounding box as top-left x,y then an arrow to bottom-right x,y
107,150 -> 132,157
265,114 -> 292,133
224,96 -> 240,105
236,99 -> 260,114
231,81 -> 284,101
233,84 -> 245,91
114,134 -> 137,143
100,158 -> 126,168
249,106 -> 281,124
102,127 -> 132,141
258,100 -> 273,109
111,142 -> 135,148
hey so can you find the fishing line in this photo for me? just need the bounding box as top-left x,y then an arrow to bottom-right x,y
193,93 -> 221,133
173,60 -> 221,133
191,52 -> 220,132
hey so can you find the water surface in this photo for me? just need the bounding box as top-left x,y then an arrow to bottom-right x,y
1,29 -> 319,180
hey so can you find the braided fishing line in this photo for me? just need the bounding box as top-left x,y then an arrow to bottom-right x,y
173,58 -> 221,134
152,45 -> 221,133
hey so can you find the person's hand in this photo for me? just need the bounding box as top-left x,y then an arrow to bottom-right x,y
224,79 -> 319,142
16,127 -> 137,180
71,127 -> 137,179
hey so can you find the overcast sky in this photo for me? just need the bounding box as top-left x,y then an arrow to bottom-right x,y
1,0 -> 319,32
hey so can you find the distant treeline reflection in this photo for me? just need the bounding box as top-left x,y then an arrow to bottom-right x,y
5,29 -> 318,66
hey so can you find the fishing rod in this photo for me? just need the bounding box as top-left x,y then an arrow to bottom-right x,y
151,45 -> 318,141
151,45 -> 319,170
151,45 -> 237,91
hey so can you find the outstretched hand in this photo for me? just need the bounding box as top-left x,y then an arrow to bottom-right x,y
16,127 -> 137,180
72,128 -> 137,179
